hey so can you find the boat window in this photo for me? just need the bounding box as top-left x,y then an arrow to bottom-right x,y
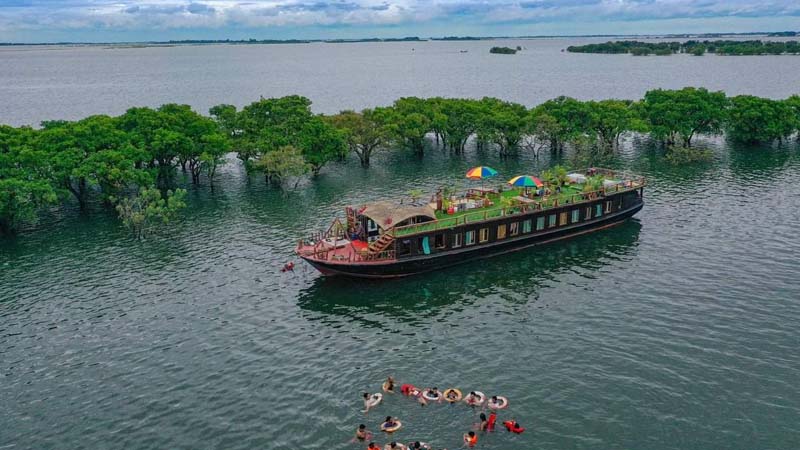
435,233 -> 446,249
497,224 -> 507,240
585,206 -> 592,220
559,212 -> 568,226
479,228 -> 489,243
548,214 -> 557,228
465,230 -> 475,246
605,201 -> 612,213
523,219 -> 532,233
453,233 -> 463,248
510,222 -> 519,236
571,209 -> 580,223
536,217 -> 545,230
596,204 -> 603,217
367,219 -> 377,232
398,239 -> 411,256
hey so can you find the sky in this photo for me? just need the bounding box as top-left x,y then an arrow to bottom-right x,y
0,0 -> 799,43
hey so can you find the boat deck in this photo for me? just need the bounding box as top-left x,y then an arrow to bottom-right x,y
395,184 -> 588,237
297,238 -> 374,263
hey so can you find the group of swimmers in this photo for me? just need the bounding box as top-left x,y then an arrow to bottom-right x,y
354,376 -> 525,450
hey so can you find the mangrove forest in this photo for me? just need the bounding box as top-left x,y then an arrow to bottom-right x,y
567,40 -> 800,56
2,88 -> 800,236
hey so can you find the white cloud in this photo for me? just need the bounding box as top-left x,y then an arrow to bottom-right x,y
0,0 -> 798,34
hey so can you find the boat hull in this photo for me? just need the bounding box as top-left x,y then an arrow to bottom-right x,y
301,201 -> 643,279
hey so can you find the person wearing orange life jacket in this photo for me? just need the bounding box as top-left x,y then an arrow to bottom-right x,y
503,420 -> 525,434
367,442 -> 380,450
487,412 -> 497,431
463,431 -> 478,447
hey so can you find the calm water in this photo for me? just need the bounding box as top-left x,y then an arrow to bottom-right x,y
2,40 -> 800,450
2,38 -> 800,126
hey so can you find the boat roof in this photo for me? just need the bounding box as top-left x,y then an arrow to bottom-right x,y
360,201 -> 437,229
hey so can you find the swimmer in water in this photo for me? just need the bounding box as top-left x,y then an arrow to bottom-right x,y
463,431 -> 478,447
478,413 -> 488,431
363,392 -> 380,413
383,442 -> 407,450
487,411 -> 497,431
381,416 -> 398,430
356,424 -> 371,440
367,442 -> 380,450
446,389 -> 459,401
383,376 -> 395,393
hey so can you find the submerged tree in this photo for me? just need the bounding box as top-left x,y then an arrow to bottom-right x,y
115,187 -> 187,240
326,109 -> 389,166
727,95 -> 797,144
639,87 -> 728,147
253,145 -> 310,188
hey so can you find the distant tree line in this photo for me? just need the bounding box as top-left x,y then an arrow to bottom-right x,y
567,40 -> 800,56
3,88 -> 800,235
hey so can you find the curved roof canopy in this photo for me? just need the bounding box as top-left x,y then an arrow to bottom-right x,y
360,201 -> 437,229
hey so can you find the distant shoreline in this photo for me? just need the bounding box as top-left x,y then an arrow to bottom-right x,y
1,31 -> 796,47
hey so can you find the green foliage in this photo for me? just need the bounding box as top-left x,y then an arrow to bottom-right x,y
325,109 -> 389,167
0,179 -> 57,235
665,145 -> 714,164
727,96 -> 797,144
490,46 -> 517,55
639,87 -> 728,147
568,40 -> 800,56
375,98 -> 432,154
253,145 -> 310,188
533,96 -> 592,150
585,99 -> 644,149
115,187 -> 187,240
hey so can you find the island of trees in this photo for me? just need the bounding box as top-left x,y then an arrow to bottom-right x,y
2,89 -> 800,236
490,46 -> 518,54
567,40 -> 800,56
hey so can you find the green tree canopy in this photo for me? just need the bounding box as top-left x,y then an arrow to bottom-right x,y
727,95 -> 797,144
639,87 -> 728,147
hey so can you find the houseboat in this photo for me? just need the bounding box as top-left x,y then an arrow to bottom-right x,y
296,168 -> 645,278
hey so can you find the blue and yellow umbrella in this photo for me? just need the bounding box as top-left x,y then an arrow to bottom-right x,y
466,166 -> 498,179
507,175 -> 543,188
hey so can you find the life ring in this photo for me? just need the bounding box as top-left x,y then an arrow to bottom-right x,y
488,395 -> 509,410
421,389 -> 441,402
366,393 -> 383,408
464,391 -> 486,406
381,419 -> 402,433
443,388 -> 462,403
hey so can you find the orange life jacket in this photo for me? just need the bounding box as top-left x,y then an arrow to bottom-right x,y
466,434 -> 478,446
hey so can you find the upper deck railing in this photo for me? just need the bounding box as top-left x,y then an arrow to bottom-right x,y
391,172 -> 645,237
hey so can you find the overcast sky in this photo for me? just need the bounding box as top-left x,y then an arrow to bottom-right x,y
1,0 -> 799,43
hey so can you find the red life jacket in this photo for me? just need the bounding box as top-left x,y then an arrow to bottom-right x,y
488,413 -> 497,430
504,420 -> 525,434
400,384 -> 415,395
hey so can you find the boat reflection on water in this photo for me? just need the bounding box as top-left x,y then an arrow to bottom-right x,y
296,220 -> 642,323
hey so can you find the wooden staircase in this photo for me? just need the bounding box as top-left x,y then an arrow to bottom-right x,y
367,232 -> 395,258
345,207 -> 358,232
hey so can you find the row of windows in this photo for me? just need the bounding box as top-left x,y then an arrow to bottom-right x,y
448,201 -> 614,248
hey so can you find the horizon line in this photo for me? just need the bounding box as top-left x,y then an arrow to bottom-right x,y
1,30 -> 797,46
